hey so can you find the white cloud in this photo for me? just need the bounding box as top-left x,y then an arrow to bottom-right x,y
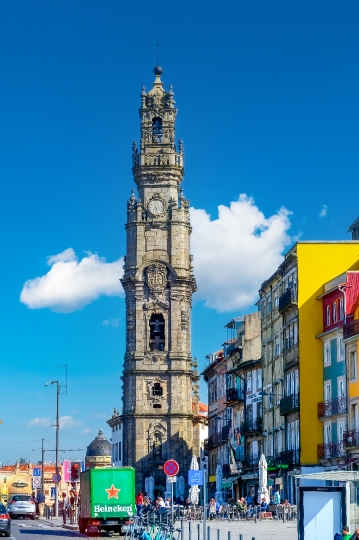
80,428 -> 92,435
319,205 -> 328,218
47,248 -> 77,265
27,415 -> 82,431
27,417 -> 51,428
20,250 -> 124,313
190,194 -> 292,312
59,416 -> 83,431
20,194 -> 292,316
102,318 -> 120,328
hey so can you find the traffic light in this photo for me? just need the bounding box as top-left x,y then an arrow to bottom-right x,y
70,461 -> 81,482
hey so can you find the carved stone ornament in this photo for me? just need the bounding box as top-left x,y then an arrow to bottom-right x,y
181,310 -> 189,330
145,352 -> 168,364
146,263 -> 167,293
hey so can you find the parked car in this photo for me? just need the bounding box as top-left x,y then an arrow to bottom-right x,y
0,502 -> 11,536
7,494 -> 36,520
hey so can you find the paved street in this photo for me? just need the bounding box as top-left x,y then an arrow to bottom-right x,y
6,518 -> 298,540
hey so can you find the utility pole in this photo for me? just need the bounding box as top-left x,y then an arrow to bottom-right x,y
41,438 -> 45,496
55,381 -> 60,518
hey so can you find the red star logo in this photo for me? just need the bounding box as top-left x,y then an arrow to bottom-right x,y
105,484 -> 121,499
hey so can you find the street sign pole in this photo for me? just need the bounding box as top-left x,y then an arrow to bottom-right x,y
171,480 -> 174,524
41,438 -> 45,498
203,469 -> 206,540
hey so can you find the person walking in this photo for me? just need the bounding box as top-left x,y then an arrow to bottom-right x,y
136,492 -> 144,515
37,490 -> 45,517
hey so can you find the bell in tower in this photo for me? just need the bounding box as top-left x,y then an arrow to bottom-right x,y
120,66 -> 198,494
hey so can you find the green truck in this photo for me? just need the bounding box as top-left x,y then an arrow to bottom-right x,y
79,467 -> 136,535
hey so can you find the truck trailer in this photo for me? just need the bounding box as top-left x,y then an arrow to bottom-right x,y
79,467 -> 136,535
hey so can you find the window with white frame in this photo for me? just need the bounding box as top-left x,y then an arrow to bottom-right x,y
269,385 -> 273,408
324,342 -> 331,365
257,369 -> 262,389
268,342 -> 273,363
324,381 -> 331,402
324,423 -> 331,444
275,335 -> 280,357
267,293 -> 272,314
338,420 -> 345,442
326,305 -> 331,327
339,298 -> 344,320
338,337 -> 344,361
285,327 -> 290,350
287,423 -> 292,450
274,288 -> 279,308
333,302 -> 337,323
247,372 -> 252,393
350,350 -> 358,381
338,378 -> 345,398
261,299 -> 266,318
295,420 -> 299,451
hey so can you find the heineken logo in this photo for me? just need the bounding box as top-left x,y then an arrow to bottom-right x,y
105,484 -> 121,499
94,504 -> 133,513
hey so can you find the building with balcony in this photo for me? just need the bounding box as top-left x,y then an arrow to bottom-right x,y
316,273 -> 348,467
259,241 -> 359,503
202,312 -> 261,501
342,271 -> 359,457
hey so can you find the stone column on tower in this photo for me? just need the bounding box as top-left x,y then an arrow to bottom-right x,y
120,66 -> 198,493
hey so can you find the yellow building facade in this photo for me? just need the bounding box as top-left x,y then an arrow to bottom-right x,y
297,242 -> 359,464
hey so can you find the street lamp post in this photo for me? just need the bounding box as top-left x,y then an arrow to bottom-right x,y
45,380 -> 60,517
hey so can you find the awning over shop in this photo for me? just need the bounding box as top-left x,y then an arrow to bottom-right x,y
295,471 -> 359,482
241,473 -> 259,480
222,475 -> 241,487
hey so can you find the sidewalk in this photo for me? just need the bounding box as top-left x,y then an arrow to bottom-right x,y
178,519 -> 298,540
39,516 -> 79,531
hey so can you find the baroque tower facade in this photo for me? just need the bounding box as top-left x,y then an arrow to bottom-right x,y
121,67 -> 199,493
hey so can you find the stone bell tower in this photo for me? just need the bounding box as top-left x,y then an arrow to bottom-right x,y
120,67 -> 199,493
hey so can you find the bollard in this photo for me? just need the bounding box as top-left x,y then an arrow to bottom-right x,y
217,528 -> 220,540
207,525 -> 211,540
181,519 -> 184,538
239,536 -> 243,540
254,509 -> 256,523
283,509 -> 285,523
189,520 -> 192,540
228,531 -> 231,540
197,523 -> 200,540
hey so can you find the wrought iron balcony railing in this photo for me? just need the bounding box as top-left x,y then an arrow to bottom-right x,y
343,430 -> 359,448
343,319 -> 359,340
278,288 -> 297,313
280,449 -> 300,465
280,394 -> 299,416
240,417 -> 262,435
225,387 -> 244,404
207,432 -> 226,449
243,453 -> 260,468
317,441 -> 346,460
317,397 -> 347,419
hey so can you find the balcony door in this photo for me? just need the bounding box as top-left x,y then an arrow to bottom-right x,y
324,423 -> 331,445
351,403 -> 358,430
324,381 -> 331,402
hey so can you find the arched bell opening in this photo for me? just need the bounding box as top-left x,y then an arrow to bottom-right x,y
149,313 -> 165,351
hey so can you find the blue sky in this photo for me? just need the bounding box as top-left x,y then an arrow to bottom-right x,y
1,0 -> 359,464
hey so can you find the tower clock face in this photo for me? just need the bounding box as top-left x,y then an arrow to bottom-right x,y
148,198 -> 165,216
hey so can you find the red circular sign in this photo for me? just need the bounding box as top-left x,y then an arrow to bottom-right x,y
163,460 -> 179,477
